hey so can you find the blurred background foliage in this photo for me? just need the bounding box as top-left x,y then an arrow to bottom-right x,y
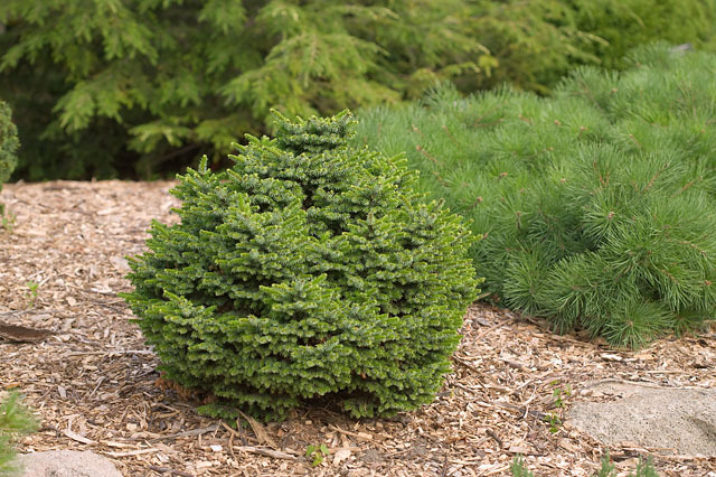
0,0 -> 714,180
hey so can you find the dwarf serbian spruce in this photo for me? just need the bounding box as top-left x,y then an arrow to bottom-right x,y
123,111 -> 480,421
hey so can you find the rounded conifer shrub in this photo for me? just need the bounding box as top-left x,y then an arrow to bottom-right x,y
123,111 -> 480,421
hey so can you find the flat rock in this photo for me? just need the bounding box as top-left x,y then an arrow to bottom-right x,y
17,450 -> 122,477
567,381 -> 716,457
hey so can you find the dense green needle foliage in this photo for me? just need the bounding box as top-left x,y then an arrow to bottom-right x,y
0,101 -> 17,184
1,0 -> 713,180
0,100 -> 18,217
355,44 -> 715,348
123,112 -> 479,421
0,393 -> 38,477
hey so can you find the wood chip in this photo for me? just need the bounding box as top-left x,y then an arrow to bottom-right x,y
63,429 -> 95,445
330,424 -> 373,441
235,446 -> 296,459
104,448 -> 161,458
149,425 -> 220,442
0,322 -> 55,342
333,448 -> 352,465
237,409 -> 278,448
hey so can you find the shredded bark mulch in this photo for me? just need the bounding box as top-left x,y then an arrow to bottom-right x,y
1,180 -> 714,476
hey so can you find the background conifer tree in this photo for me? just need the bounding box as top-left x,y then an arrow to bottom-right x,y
1,0 -> 713,180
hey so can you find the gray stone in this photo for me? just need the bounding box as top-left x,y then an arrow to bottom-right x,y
17,450 -> 122,477
567,381 -> 716,457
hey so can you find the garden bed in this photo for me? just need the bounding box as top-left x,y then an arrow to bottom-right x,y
1,180 -> 714,476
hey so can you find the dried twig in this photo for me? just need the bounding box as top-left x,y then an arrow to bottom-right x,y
0,322 -> 55,342
234,446 -> 296,460
486,429 -> 503,449
148,425 -> 220,442
148,465 -> 194,476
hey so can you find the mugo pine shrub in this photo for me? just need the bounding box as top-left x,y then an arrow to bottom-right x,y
123,112 -> 479,421
355,44 -> 715,348
0,392 -> 38,476
0,100 -> 19,217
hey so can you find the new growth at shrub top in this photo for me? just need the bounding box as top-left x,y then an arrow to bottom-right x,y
355,44 -> 715,348
122,112 -> 480,421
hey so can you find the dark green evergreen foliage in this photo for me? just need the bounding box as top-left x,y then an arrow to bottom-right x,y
0,101 -> 18,184
122,112 -> 479,421
355,44 -> 715,348
0,392 -> 38,476
569,0 -> 716,72
1,0 -> 713,180
0,100 -> 18,217
467,0 -> 716,94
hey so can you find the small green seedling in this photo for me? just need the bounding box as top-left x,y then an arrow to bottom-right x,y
305,444 -> 330,466
25,280 -> 39,308
510,455 -> 535,477
595,452 -> 616,477
544,412 -> 562,433
1,209 -> 15,233
542,381 -> 571,433
552,382 -> 572,409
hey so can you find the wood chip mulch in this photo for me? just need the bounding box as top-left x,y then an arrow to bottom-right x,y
1,180 -> 714,477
